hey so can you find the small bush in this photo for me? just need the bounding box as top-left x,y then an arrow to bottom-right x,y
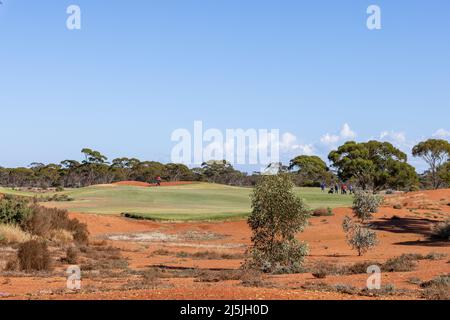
383,254 -> 417,272
420,274 -> 450,300
240,269 -> 271,287
0,224 -> 32,244
49,229 -> 74,245
431,219 -> 450,241
152,249 -> 171,256
67,219 -> 89,245
17,240 -> 51,272
175,251 -> 244,260
345,261 -> 382,275
23,206 -> 89,245
352,191 -> 382,222
62,247 -> 79,264
195,269 -> 241,283
0,196 -> 32,225
393,204 -> 402,210
312,207 -> 334,217
309,261 -> 342,278
360,284 -> 397,297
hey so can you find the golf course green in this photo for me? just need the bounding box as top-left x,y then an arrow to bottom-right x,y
0,183 -> 353,221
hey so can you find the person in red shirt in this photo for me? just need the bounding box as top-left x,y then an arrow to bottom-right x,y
156,176 -> 162,186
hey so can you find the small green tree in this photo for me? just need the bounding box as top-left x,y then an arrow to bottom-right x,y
246,174 -> 309,274
412,139 -> 450,189
343,191 -> 381,256
352,191 -> 382,222
342,216 -> 378,256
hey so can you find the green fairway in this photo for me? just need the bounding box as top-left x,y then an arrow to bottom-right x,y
0,183 -> 353,221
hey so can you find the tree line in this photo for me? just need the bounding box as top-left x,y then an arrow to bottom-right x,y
0,139 -> 449,190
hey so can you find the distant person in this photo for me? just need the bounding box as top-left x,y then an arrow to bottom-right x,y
334,184 -> 339,195
349,185 -> 354,194
320,182 -> 326,192
156,176 -> 162,186
341,184 -> 347,195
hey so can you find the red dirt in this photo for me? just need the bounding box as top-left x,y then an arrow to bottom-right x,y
113,181 -> 195,187
1,189 -> 449,300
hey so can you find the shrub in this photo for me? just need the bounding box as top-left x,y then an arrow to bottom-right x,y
431,219 -> 450,240
240,269 -> 271,287
0,196 -> 32,225
309,261 -> 342,278
345,261 -> 381,275
62,247 -> 79,264
245,174 -> 309,274
194,269 -> 241,283
17,240 -> 51,272
393,204 -> 402,210
342,216 -> 378,256
23,206 -> 89,245
67,219 -> 89,245
312,207 -> 334,217
352,191 -> 382,222
49,229 -> 74,245
383,254 -> 417,272
0,224 -> 32,244
420,274 -> 450,300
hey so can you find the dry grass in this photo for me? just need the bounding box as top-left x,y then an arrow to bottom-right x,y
382,254 -> 418,272
0,224 -> 33,244
194,269 -> 242,283
49,229 -> 74,245
420,274 -> 450,300
17,240 -> 52,272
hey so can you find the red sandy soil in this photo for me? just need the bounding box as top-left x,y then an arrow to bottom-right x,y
1,189 -> 449,300
113,181 -> 195,187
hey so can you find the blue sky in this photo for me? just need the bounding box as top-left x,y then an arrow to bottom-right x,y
0,0 -> 449,172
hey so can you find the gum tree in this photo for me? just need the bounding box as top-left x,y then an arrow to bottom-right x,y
412,139 -> 450,189
246,174 -> 310,274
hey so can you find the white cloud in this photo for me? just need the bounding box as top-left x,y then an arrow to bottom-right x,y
279,132 -> 315,155
320,134 -> 340,145
380,130 -> 406,144
340,123 -> 357,140
320,123 -> 357,147
433,129 -> 450,138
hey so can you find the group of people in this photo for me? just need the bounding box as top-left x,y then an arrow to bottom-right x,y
320,182 -> 353,195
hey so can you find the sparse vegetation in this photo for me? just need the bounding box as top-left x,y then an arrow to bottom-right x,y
420,274 -> 450,300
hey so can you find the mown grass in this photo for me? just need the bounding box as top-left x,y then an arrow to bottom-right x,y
0,183 -> 353,221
